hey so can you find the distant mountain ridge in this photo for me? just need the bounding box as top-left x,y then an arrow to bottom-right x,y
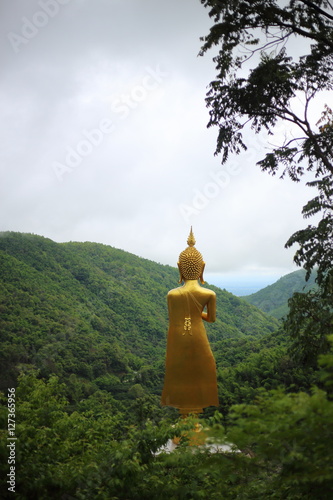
242,269 -> 317,319
0,232 -> 278,391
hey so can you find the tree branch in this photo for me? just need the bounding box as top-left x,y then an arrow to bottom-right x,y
299,0 -> 333,22
283,137 -> 307,148
278,21 -> 333,49
239,33 -> 291,64
304,126 -> 333,175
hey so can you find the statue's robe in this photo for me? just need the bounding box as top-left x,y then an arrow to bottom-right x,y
161,286 -> 219,413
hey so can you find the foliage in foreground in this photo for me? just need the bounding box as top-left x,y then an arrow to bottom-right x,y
1,352 -> 333,500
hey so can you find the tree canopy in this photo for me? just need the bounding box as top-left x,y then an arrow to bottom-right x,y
200,0 -> 333,362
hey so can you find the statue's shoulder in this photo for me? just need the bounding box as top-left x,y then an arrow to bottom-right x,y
202,287 -> 216,298
167,287 -> 181,296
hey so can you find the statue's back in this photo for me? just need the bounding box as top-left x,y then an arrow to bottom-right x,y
161,229 -> 219,415
161,285 -> 218,413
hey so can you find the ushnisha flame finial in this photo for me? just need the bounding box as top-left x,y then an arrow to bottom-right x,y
187,226 -> 196,247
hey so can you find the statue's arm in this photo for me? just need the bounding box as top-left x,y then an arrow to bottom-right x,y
202,292 -> 216,323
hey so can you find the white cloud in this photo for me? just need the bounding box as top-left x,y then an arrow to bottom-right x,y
0,0 -> 319,286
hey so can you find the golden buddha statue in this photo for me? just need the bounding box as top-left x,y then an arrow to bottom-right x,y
161,228 -> 219,416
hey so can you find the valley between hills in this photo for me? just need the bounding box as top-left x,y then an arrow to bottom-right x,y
0,232 -> 331,499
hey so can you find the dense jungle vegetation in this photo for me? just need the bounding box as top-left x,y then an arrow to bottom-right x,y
0,231 -> 332,499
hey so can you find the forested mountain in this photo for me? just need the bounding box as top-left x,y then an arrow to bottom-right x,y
0,232 -> 331,499
0,232 -> 278,393
242,269 -> 317,319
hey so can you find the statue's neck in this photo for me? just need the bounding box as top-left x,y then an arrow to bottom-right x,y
182,279 -> 201,289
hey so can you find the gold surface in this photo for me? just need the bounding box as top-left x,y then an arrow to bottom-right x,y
161,229 -> 219,415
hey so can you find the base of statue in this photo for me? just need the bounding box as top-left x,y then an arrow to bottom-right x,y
172,422 -> 207,446
156,437 -> 235,455
155,417 -> 236,455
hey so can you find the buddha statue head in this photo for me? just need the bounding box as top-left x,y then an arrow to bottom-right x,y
178,227 -> 205,283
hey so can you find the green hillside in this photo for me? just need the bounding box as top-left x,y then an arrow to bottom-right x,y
242,269 -> 318,319
1,232 -> 329,499
0,232 -> 278,394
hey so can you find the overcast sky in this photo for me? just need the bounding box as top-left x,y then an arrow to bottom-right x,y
0,0 -> 326,292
